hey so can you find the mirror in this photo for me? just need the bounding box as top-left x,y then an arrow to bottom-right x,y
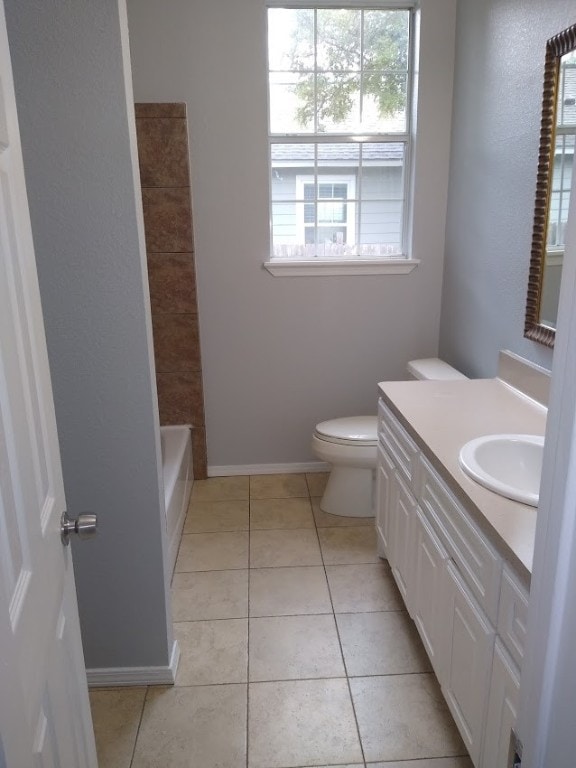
525,23 -> 576,347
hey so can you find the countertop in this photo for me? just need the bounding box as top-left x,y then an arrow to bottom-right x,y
378,377 -> 547,578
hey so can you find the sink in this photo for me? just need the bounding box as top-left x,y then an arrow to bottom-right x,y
459,434 -> 544,507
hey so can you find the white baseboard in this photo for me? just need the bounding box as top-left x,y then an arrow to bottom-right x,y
207,461 -> 330,477
87,639 -> 180,688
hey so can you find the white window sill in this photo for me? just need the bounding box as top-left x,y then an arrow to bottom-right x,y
263,258 -> 420,277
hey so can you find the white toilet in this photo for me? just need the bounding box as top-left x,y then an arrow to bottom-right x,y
311,358 -> 467,517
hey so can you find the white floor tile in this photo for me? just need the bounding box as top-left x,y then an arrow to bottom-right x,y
350,674 -> 466,762
337,610 -> 431,676
132,685 -> 247,768
248,678 -> 363,768
249,566 -> 332,617
174,619 -> 248,685
249,614 -> 345,681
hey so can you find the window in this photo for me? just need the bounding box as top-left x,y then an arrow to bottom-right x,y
297,175 -> 356,245
547,54 -> 576,259
266,3 -> 416,274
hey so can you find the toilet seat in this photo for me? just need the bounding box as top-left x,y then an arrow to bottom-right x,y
314,416 -> 378,447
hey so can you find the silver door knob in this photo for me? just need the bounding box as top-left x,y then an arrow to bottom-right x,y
61,511 -> 98,545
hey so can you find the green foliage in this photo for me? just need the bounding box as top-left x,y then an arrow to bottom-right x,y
289,9 -> 409,130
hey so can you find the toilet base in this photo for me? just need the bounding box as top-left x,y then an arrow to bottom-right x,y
320,466 -> 375,518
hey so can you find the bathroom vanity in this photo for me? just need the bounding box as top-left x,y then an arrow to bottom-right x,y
376,369 -> 547,768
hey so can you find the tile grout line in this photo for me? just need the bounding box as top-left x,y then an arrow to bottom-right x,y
174,557 -> 380,575
162,669 -> 434,690
311,483 -> 368,768
128,685 -> 150,768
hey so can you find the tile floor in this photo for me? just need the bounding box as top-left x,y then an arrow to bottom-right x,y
89,473 -> 473,768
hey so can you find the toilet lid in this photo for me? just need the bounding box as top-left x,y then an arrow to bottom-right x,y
315,416 -> 378,444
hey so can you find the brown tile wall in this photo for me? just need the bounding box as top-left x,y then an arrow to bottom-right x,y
135,103 -> 207,479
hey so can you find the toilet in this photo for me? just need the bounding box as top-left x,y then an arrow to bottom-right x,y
311,358 -> 467,517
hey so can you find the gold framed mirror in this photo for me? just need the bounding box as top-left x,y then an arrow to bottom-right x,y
525,22 -> 576,347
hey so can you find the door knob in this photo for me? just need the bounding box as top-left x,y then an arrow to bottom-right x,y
61,511 -> 98,545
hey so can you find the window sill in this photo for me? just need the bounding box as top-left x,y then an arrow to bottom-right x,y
263,258 -> 420,277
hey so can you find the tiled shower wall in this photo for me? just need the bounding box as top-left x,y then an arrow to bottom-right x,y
135,103 -> 207,479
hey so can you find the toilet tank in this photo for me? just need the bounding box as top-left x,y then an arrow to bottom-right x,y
407,358 -> 468,381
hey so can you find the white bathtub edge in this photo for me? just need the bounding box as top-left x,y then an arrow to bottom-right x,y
160,425 -> 193,578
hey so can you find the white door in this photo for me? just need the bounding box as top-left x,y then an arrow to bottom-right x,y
0,2 -> 98,765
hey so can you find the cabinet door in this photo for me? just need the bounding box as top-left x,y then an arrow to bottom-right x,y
481,640 -> 520,768
443,561 -> 495,766
388,472 -> 416,615
413,506 -> 450,680
375,446 -> 395,559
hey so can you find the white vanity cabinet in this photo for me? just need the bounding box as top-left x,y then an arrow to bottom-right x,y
376,398 -> 530,768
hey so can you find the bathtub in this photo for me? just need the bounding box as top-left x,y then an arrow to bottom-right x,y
160,426 -> 193,577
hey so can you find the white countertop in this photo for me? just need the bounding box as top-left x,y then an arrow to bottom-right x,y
378,377 -> 547,578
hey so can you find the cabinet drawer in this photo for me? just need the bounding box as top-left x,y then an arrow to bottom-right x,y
419,455 -> 502,623
497,565 -> 529,669
378,400 -> 419,488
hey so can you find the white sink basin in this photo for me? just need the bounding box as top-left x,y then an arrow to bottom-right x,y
459,434 -> 544,507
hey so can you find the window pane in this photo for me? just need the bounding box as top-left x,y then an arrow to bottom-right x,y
362,74 -> 407,132
304,227 -> 316,245
357,199 -> 402,253
317,226 -> 347,243
268,8 -> 314,71
269,72 -> 314,133
558,56 -> 576,128
271,144 -> 315,202
363,10 -> 409,72
317,73 -> 361,133
271,201 -> 298,246
318,203 -> 346,224
548,134 -> 574,248
318,142 -> 359,167
316,9 -> 361,71
360,143 -> 405,200
303,184 -> 316,201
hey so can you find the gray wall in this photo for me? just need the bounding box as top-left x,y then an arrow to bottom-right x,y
127,0 -> 457,468
439,0 -> 574,377
5,0 -> 173,669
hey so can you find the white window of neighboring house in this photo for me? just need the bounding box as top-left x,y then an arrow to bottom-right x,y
266,3 -> 416,275
296,174 -> 356,246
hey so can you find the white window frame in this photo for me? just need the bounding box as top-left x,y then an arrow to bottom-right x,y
265,0 -> 421,276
